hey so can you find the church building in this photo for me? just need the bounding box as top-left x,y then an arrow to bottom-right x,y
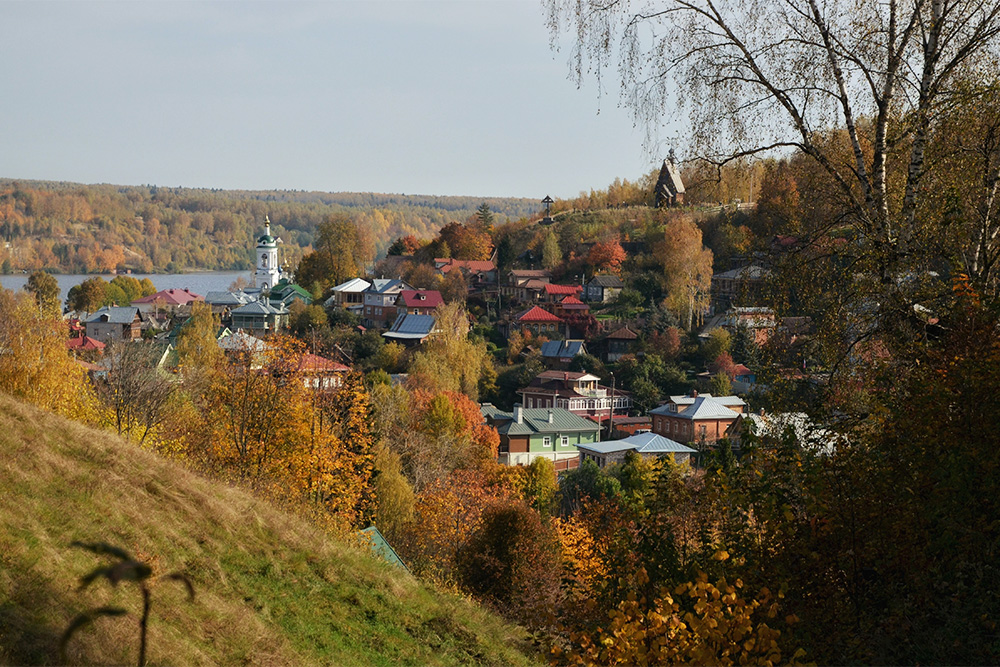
254,216 -> 283,290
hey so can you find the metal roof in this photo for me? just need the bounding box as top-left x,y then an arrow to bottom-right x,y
86,306 -> 139,325
541,340 -> 586,358
383,313 -> 436,340
484,406 -> 601,436
578,432 -> 695,456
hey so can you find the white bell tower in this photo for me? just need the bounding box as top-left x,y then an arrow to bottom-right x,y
253,216 -> 282,290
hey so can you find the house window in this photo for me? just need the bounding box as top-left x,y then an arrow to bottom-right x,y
700,424 -> 707,439
560,436 -> 569,447
542,437 -> 551,447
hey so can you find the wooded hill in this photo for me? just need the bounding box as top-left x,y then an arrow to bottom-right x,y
0,179 -> 540,274
0,393 -> 538,666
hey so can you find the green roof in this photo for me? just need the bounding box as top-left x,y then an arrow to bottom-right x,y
484,406 -> 601,436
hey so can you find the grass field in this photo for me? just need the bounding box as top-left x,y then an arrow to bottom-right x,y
0,394 -> 539,666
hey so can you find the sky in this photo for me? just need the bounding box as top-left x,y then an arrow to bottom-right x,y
0,0 -> 674,199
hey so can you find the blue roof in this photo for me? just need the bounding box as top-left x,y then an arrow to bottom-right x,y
541,339 -> 586,358
359,526 -> 408,570
383,313 -> 436,340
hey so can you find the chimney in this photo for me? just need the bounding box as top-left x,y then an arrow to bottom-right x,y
548,410 -> 554,424
513,404 -> 523,424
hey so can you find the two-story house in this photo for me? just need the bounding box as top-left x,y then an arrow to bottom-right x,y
649,391 -> 746,446
362,278 -> 414,329
517,370 -> 632,417
85,306 -> 142,343
230,300 -> 289,334
324,278 -> 371,315
481,404 -> 601,472
502,269 -> 552,302
434,258 -> 497,292
395,289 -> 443,317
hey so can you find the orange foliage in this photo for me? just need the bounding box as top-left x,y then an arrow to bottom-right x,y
587,239 -> 627,274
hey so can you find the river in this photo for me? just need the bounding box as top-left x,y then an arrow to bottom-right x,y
0,271 -> 251,305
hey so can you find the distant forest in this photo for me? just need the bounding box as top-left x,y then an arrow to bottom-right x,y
0,179 -> 541,274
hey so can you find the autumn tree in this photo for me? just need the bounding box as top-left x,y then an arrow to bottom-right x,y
0,288 -> 97,421
654,216 -> 713,330
96,341 -> 175,445
408,302 -> 493,400
24,270 -> 60,315
295,214 -> 373,293
587,238 -> 626,274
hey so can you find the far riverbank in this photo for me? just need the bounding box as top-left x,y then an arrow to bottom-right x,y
0,271 -> 250,304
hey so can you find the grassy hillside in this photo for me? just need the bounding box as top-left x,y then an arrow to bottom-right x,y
0,394 -> 538,666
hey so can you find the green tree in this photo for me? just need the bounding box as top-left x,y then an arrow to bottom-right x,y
476,202 -> 495,226
540,231 -> 561,269
709,371 -> 732,397
24,271 -> 60,315
522,457 -> 557,519
701,327 -> 732,364
66,277 -> 108,313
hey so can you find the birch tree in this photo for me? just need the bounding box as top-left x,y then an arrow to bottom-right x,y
546,0 -> 1000,304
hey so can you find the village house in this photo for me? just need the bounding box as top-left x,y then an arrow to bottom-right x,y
395,289 -> 443,317
502,269 -> 552,302
508,305 -> 563,337
131,288 -> 203,315
517,370 -> 632,417
710,264 -> 770,313
230,300 -> 289,334
578,432 -> 695,468
85,306 -> 142,343
541,283 -> 583,303
600,325 -> 639,362
383,313 -> 437,345
362,278 -> 414,329
718,306 -> 777,344
298,353 -> 350,390
584,275 -> 624,303
481,403 -> 601,472
268,279 -> 312,308
434,258 -> 497,292
324,278 -> 371,314
649,391 -> 747,446
204,290 -> 256,321
539,339 -> 588,368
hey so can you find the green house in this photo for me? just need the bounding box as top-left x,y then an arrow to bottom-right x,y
481,404 -> 601,472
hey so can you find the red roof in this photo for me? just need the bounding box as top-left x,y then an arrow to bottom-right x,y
732,364 -> 752,376
435,258 -> 495,274
67,335 -> 105,351
605,326 -> 639,340
559,295 -> 587,307
298,353 -> 350,374
397,290 -> 444,308
517,306 -> 563,323
132,288 -> 203,306
544,283 -> 582,296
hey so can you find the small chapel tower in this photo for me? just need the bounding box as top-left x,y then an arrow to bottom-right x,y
253,216 -> 282,290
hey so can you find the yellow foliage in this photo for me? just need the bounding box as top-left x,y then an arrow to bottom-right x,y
551,570 -> 801,666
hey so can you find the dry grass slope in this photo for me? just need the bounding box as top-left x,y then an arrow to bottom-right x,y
0,394 -> 538,666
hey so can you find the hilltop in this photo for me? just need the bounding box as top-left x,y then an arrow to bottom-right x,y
0,394 -> 538,666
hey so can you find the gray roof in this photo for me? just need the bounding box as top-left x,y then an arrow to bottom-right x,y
330,278 -> 371,293
204,290 -> 255,306
217,331 -> 271,352
713,265 -> 770,281
578,432 -> 695,456
588,275 -> 624,288
368,278 -> 411,294
541,339 -> 586,358
672,396 -> 740,420
483,406 -> 601,436
383,314 -> 436,340
86,306 -> 139,325
232,301 -> 288,316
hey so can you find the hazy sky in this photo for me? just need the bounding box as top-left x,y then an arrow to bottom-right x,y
1,1 -> 673,199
